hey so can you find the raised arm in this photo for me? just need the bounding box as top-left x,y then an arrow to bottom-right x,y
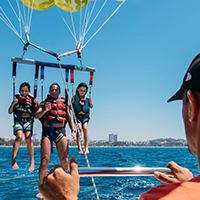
8,97 -> 18,114
69,96 -> 75,110
88,97 -> 93,108
35,101 -> 51,119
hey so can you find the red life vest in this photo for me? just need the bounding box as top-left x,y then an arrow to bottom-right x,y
14,95 -> 33,114
44,97 -> 68,123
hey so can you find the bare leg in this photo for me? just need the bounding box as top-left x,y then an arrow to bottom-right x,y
11,131 -> 23,169
25,131 -> 34,172
82,122 -> 89,154
56,137 -> 69,170
76,123 -> 83,154
36,137 -> 51,198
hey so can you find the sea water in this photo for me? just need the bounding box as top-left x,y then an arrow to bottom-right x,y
0,147 -> 198,200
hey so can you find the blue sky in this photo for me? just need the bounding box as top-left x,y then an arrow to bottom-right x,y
0,0 -> 199,141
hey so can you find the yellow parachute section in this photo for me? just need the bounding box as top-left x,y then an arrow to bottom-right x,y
20,0 -> 90,12
21,0 -> 125,12
20,0 -> 55,10
56,0 -> 90,12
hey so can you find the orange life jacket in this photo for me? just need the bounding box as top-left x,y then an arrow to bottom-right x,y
44,97 -> 68,123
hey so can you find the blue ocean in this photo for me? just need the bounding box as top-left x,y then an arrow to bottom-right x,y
0,147 -> 198,200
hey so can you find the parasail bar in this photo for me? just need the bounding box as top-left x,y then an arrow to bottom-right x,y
11,57 -> 96,72
66,167 -> 173,177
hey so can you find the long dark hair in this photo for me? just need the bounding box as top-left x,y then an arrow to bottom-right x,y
76,82 -> 88,94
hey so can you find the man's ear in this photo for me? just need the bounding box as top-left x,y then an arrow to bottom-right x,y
187,90 -> 198,122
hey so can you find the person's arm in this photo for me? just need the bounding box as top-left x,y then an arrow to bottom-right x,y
33,98 -> 39,111
154,161 -> 193,183
35,101 -> 51,119
8,97 -> 18,114
38,157 -> 79,200
69,96 -> 75,110
67,106 -> 76,141
88,97 -> 93,108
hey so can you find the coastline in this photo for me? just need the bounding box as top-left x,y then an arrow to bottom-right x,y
0,145 -> 188,148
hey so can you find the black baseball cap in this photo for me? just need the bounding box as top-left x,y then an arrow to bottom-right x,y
168,53 -> 200,102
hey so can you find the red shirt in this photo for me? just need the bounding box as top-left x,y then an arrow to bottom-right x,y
139,175 -> 200,200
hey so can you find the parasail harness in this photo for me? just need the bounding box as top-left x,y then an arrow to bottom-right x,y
12,61 -> 39,130
11,57 -> 99,199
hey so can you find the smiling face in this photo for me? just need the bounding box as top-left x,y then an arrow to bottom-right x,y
49,84 -> 61,99
19,86 -> 30,97
77,86 -> 87,98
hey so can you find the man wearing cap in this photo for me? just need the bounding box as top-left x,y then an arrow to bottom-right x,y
139,53 -> 200,200
38,54 -> 200,199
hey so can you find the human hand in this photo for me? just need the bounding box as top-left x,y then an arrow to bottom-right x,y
88,98 -> 93,108
34,98 -> 38,104
71,131 -> 76,142
45,102 -> 51,112
38,157 -> 79,200
154,161 -> 193,184
13,96 -> 18,105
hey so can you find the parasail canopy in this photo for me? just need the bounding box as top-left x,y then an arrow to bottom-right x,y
21,0 -> 125,12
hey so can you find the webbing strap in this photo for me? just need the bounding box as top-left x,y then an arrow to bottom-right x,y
40,66 -> 45,101
33,65 -> 39,99
70,70 -> 74,96
12,62 -> 17,98
49,119 -> 54,153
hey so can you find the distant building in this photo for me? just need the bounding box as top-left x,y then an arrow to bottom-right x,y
109,133 -> 117,143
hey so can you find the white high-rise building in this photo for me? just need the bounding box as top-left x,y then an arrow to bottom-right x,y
109,133 -> 117,143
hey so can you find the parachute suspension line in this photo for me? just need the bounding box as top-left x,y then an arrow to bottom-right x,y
80,0 -> 91,43
26,0 -> 33,33
79,0 -> 83,43
15,0 -> 26,36
83,0 -> 107,40
66,0 -> 78,43
82,0 -> 126,50
81,0 -> 97,44
7,0 -> 20,21
57,7 -> 77,44
7,0 -> 23,35
0,6 -> 22,40
22,1 -> 27,29
17,0 -> 33,33
18,4 -> 22,37
57,60 -> 99,200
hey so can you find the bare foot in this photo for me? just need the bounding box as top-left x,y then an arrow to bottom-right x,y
78,150 -> 83,154
11,158 -> 19,169
28,162 -> 34,172
85,149 -> 90,154
36,192 -> 43,198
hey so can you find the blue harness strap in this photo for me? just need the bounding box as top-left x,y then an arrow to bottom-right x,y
49,119 -> 54,153
15,111 -> 24,126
